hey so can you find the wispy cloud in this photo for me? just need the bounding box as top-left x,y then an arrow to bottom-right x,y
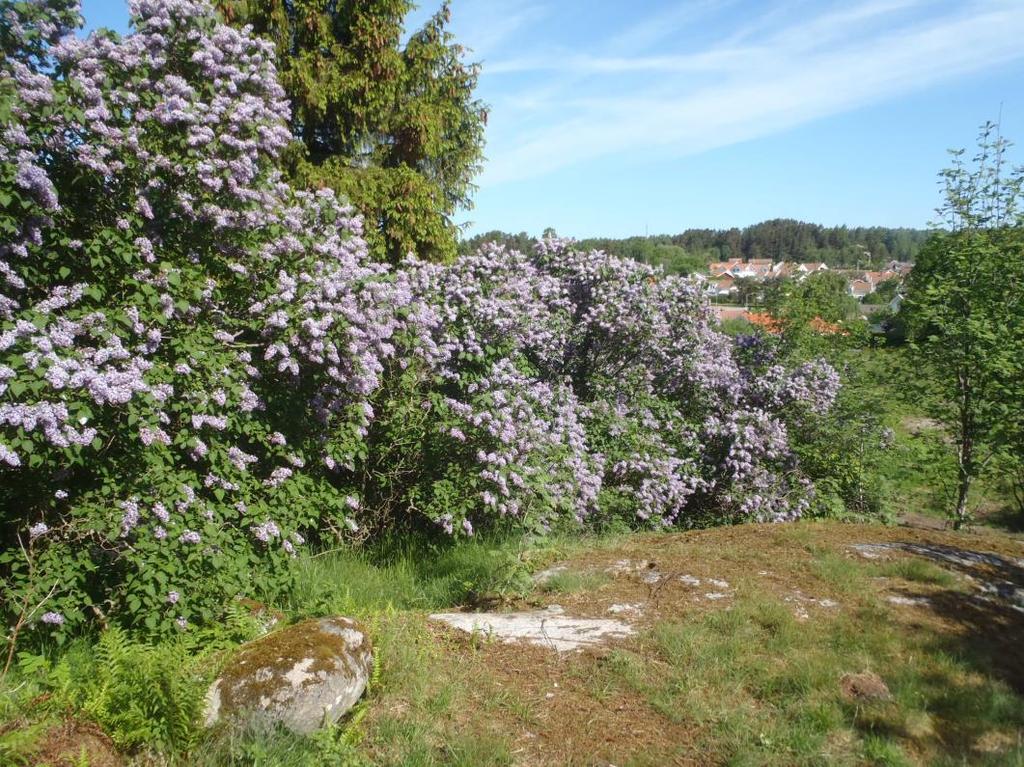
448,0 -> 549,59
469,0 -> 1024,185
606,0 -> 733,52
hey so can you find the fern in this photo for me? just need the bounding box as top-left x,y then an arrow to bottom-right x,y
42,628 -> 208,750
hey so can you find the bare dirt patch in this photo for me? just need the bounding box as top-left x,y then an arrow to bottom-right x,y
430,626 -> 701,766
28,719 -> 122,767
840,671 -> 892,702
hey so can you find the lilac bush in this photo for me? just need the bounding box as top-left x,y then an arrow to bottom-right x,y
0,0 -> 406,636
1,0 -> 840,638
370,238 -> 840,535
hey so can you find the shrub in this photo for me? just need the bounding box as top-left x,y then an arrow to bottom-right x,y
0,0 -> 408,638
355,240 -> 841,536
1,1 -> 843,641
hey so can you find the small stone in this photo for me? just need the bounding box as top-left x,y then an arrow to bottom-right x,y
840,671 -> 891,702
204,616 -> 372,735
679,574 -> 701,587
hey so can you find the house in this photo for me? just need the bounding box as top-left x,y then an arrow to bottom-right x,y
709,276 -> 738,297
848,278 -> 873,299
708,258 -> 744,277
772,262 -> 800,279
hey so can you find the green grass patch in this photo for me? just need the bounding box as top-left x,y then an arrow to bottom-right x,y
870,557 -> 959,587
809,549 -> 869,594
537,569 -> 609,594
590,591 -> 1024,766
285,534 -> 535,617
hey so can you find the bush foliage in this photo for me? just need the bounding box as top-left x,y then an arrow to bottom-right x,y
1,0 -> 844,641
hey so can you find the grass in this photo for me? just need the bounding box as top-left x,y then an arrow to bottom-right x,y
4,521 -> 1024,765
590,591 -> 1023,765
536,569 -> 610,594
284,534 -> 535,616
870,557 -> 960,587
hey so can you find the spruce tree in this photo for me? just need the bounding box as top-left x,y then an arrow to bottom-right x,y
217,0 -> 487,263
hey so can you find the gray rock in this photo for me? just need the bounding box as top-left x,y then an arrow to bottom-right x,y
532,564 -> 568,585
204,616 -> 372,734
430,609 -> 634,652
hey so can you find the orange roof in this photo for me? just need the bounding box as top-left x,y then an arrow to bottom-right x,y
746,312 -> 783,333
809,317 -> 847,335
746,312 -> 846,335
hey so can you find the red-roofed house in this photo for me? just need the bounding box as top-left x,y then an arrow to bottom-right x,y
848,278 -> 873,299
709,258 -> 744,277
709,276 -> 738,297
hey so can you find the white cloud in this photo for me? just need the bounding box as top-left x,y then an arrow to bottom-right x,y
476,0 -> 1024,185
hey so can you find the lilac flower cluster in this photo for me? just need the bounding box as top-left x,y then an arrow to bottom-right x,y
0,0 -> 351,632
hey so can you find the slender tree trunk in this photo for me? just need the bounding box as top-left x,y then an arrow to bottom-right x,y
953,450 -> 972,529
953,369 -> 973,529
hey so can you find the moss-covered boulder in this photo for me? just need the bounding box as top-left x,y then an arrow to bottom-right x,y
203,616 -> 372,734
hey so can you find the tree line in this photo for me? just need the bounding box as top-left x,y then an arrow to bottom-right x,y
461,220 -> 931,273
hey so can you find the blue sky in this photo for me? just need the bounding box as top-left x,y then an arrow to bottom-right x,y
81,0 -> 1024,238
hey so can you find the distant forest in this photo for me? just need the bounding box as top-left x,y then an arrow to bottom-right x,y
460,219 -> 932,275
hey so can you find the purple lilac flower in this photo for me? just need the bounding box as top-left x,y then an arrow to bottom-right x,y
40,611 -> 64,625
120,499 -> 140,535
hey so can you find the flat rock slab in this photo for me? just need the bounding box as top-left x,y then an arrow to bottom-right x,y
852,542 -> 1024,611
852,542 -> 1024,570
204,616 -> 372,734
430,608 -> 634,652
